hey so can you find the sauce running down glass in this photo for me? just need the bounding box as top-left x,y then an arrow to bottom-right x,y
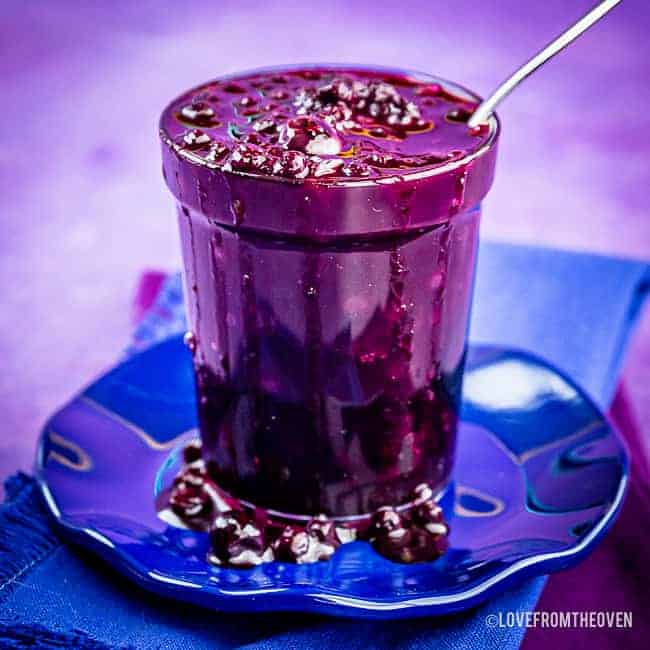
160,65 -> 499,519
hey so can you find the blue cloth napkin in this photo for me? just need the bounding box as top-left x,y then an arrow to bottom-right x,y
1,241 -> 648,649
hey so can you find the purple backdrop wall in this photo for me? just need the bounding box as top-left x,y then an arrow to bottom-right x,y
1,0 -> 649,480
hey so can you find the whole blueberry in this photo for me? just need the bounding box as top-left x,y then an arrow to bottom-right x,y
306,514 -> 336,544
410,482 -> 433,505
412,499 -> 444,528
401,527 -> 440,563
169,482 -> 212,520
367,506 -> 404,540
209,510 -> 272,567
373,526 -> 413,561
374,526 -> 446,564
183,440 -> 202,464
209,510 -> 247,557
273,526 -> 311,562
271,526 -> 294,561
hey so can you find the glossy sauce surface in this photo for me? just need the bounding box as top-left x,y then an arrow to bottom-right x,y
160,66 -> 491,183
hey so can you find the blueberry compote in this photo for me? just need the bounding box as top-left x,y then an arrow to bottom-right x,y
163,441 -> 449,567
160,66 -> 499,522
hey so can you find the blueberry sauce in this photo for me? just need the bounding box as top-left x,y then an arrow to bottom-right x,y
160,66 -> 492,182
162,442 -> 449,567
160,66 -> 499,522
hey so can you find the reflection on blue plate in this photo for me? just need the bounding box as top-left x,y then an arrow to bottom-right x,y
36,337 -> 628,619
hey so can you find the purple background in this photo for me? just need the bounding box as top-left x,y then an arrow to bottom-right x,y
1,1 -> 649,485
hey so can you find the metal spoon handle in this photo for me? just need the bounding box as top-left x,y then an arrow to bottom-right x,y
468,0 -> 623,127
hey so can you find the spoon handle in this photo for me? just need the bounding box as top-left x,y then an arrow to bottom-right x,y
468,0 -> 623,127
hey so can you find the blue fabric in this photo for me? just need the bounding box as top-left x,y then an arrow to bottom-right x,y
1,241 -> 648,649
470,243 -> 650,409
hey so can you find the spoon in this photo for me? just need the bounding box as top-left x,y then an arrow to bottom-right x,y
468,0 -> 623,128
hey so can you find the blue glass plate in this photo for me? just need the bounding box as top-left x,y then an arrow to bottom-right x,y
36,336 -> 628,619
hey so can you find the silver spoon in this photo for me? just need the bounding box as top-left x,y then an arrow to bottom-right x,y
468,0 -> 623,128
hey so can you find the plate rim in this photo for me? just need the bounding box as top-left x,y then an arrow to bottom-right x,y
35,338 -> 630,619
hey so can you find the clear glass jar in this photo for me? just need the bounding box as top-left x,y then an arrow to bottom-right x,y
160,65 -> 499,518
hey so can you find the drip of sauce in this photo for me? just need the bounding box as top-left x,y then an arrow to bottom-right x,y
162,442 -> 449,567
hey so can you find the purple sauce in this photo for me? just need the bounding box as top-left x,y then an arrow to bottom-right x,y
159,65 -> 499,519
164,442 -> 449,567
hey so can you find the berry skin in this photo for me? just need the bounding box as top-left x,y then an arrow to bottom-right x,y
169,486 -> 212,519
313,158 -> 344,177
342,161 -> 372,177
222,143 -> 273,175
306,514 -> 335,543
252,118 -> 278,134
295,77 -> 422,132
277,116 -> 341,156
169,467 -> 213,520
209,510 -> 271,567
272,522 -> 338,564
373,525 -> 413,561
411,482 -> 434,505
372,522 -> 448,563
367,506 -> 404,540
209,510 -> 246,554
182,129 -> 211,150
203,141 -> 230,163
412,499 -> 445,527
180,101 -> 217,126
183,440 -> 202,464
364,486 -> 449,564
272,526 -> 308,562
272,150 -> 310,179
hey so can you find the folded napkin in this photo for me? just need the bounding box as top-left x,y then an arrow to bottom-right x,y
1,241 -> 648,649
